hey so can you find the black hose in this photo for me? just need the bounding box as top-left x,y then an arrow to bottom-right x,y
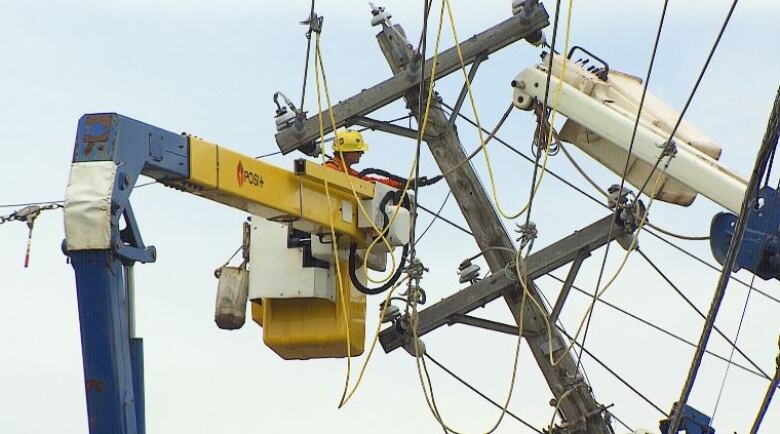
348,190 -> 411,295
349,243 -> 409,295
358,168 -> 407,183
357,168 -> 443,188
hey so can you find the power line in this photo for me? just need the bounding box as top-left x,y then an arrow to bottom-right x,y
667,67 -> 774,432
643,228 -> 780,304
711,274 -> 755,421
713,176 -> 780,420
637,248 -> 772,381
416,202 -> 473,237
749,344 -> 780,434
0,180 -> 159,210
557,328 -> 670,418
424,353 -> 544,434
576,0 -> 671,374
416,191 -> 452,244
0,200 -> 64,209
440,102 -> 608,209
537,287 -> 666,422
543,273 -> 768,381
442,103 -> 780,307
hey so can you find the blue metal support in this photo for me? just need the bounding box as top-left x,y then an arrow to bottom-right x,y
659,404 -> 715,434
64,113 -> 190,434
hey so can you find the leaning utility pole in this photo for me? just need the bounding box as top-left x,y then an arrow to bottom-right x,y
374,14 -> 612,434
274,4 -> 613,433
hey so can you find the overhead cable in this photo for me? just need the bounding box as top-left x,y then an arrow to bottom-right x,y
424,353 -> 545,434
637,248 -> 772,381
443,104 -> 779,306
544,273 -> 768,381
667,76 -> 776,434
576,0 -> 671,373
557,328 -> 670,418
749,337 -> 780,434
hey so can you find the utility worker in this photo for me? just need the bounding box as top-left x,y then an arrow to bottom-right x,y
324,129 -> 402,189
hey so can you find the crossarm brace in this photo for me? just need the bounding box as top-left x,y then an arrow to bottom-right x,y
379,214 -> 626,352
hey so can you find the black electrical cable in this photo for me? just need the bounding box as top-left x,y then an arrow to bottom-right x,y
710,274 -> 755,421
0,181 -> 158,210
544,273 -> 768,381
356,168 -> 443,188
643,228 -> 780,305
557,328 -> 670,418
443,103 -> 780,307
416,191 -> 452,244
348,242 -> 408,295
254,151 -> 282,159
417,202 -> 473,237
575,0 -> 671,375
424,353 -> 545,434
348,191 -> 412,295
637,248 -> 773,381
0,200 -> 64,209
441,102 -> 609,209
713,174 -> 780,420
519,0 -> 562,245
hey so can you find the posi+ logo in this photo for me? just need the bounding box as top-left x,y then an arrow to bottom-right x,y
236,161 -> 264,188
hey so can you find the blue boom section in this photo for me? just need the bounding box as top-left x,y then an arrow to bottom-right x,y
71,251 -> 139,434
710,186 -> 780,281
65,114 -> 190,434
660,404 -> 715,434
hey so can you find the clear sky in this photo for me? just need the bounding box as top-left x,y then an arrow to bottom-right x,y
1,1 -> 779,433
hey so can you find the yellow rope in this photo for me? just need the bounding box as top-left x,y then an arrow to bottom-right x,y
445,0 -> 573,221
517,156 -> 671,369
339,274 -> 409,406
313,32 -> 353,407
313,0 -> 446,405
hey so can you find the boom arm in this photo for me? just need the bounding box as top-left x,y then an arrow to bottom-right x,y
512,56 -> 780,281
63,113 -> 380,434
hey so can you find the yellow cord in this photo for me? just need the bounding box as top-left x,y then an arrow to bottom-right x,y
410,254 -> 528,434
314,14 -> 445,286
339,274 -> 409,407
313,0 -> 446,405
313,33 -> 353,407
548,385 -> 577,433
314,44 -> 398,285
445,0 -> 574,221
515,157 -> 670,369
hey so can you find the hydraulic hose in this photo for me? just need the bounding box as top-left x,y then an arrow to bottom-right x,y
348,190 -> 412,295
349,242 -> 409,295
357,168 -> 443,188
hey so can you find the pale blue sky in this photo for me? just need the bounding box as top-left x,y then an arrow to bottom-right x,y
1,1 -> 779,433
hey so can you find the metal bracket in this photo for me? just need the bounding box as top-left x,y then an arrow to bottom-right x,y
350,116 -> 423,141
449,52 -> 488,125
448,313 -> 519,335
115,203 -> 156,265
549,247 -> 590,324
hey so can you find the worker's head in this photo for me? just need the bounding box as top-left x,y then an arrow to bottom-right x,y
333,130 -> 368,166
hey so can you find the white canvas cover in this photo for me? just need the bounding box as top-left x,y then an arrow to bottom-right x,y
64,161 -> 116,250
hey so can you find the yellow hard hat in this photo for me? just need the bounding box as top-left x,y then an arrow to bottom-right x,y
333,129 -> 368,153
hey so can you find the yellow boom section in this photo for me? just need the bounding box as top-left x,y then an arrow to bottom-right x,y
178,136 -> 374,242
